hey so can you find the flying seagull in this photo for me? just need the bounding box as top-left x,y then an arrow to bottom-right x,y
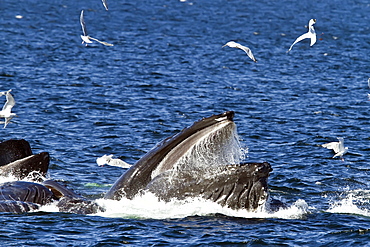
0,89 -> 17,128
222,41 -> 257,62
96,154 -> 132,168
102,0 -> 108,11
322,137 -> 348,161
287,19 -> 317,52
80,10 -> 113,46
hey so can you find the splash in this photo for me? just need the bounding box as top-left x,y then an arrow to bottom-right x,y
267,199 -> 311,219
0,172 -> 47,184
38,201 -> 60,213
327,190 -> 370,217
0,174 -> 19,184
0,172 -> 309,219
93,194 -> 309,220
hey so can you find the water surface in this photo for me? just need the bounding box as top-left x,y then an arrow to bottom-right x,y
0,0 -> 370,245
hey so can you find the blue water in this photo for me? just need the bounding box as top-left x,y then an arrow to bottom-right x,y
1,0 -> 370,245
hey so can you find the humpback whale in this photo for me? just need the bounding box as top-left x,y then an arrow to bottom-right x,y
0,111 -> 277,213
0,139 -> 49,180
0,180 -> 103,214
105,111 -> 272,211
0,139 -> 102,214
0,139 -> 33,166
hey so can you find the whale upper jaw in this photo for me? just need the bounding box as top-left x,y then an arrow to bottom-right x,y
104,111 -> 272,211
104,111 -> 236,201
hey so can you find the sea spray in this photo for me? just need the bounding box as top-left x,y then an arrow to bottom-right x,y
327,190 -> 370,217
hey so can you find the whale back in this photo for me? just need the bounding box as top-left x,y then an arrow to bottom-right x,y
0,139 -> 32,166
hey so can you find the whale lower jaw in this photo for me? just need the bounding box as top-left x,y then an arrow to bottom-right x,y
146,162 -> 271,211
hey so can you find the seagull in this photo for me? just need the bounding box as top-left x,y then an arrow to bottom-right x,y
80,10 -> 113,47
102,0 -> 108,11
96,154 -> 132,168
368,78 -> 370,100
287,19 -> 317,52
222,41 -> 257,62
322,137 -> 348,161
0,89 -> 17,128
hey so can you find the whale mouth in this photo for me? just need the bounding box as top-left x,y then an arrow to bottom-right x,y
104,111 -> 271,211
151,113 -> 241,179
105,111 -> 238,199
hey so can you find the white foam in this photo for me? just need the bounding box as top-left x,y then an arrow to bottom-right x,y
268,199 -> 311,219
327,190 -> 370,217
37,201 -> 60,213
0,175 -> 309,219
0,174 -> 19,183
93,193 -> 309,220
0,172 -> 47,184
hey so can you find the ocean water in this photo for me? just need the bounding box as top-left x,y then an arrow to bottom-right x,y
0,0 -> 370,245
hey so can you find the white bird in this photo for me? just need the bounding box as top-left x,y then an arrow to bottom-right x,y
80,10 -> 113,47
322,137 -> 348,160
288,19 -> 317,52
368,78 -> 370,89
96,154 -> 131,168
222,41 -> 257,62
0,89 -> 16,128
102,0 -> 108,11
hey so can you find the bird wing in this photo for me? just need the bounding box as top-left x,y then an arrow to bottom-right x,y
322,142 -> 340,153
3,115 -> 15,128
102,0 -> 108,10
337,138 -> 345,152
2,92 -> 15,112
309,31 -> 316,46
223,41 -> 257,62
88,36 -> 114,46
80,10 -> 88,36
110,159 -> 132,168
288,32 -> 311,52
333,147 -> 348,158
332,152 -> 341,158
237,44 -> 257,62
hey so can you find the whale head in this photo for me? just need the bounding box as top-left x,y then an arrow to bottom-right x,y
104,111 -> 271,211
